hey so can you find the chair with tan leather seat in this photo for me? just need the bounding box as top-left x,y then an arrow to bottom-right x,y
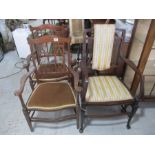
14,35 -> 81,131
79,23 -> 144,133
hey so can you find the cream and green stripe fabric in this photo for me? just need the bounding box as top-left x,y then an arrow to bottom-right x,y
86,76 -> 133,102
92,24 -> 115,71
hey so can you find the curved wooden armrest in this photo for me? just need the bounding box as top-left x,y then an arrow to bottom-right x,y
68,66 -> 82,92
14,68 -> 36,96
23,54 -> 32,71
120,53 -> 141,76
120,53 -> 144,99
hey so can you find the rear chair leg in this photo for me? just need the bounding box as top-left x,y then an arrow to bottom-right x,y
79,107 -> 85,133
121,105 -> 128,113
76,106 -> 80,129
127,99 -> 139,129
23,109 -> 33,132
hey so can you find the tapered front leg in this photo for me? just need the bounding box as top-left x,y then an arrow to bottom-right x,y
79,108 -> 84,133
127,99 -> 139,129
23,109 -> 33,132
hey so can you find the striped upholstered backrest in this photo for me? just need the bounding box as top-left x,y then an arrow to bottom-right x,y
92,24 -> 116,71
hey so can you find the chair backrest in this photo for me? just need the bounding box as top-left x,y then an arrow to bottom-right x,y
27,35 -> 71,67
30,24 -> 67,38
82,24 -> 125,76
69,19 -> 84,44
92,24 -> 115,71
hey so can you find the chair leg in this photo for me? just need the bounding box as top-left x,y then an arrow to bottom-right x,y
127,100 -> 139,129
121,105 -> 128,113
76,44 -> 80,62
23,109 -> 33,132
76,106 -> 80,129
77,44 -> 82,62
79,107 -> 85,133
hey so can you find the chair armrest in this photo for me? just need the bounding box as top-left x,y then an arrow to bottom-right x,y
14,68 -> 36,96
120,53 -> 144,99
68,66 -> 82,92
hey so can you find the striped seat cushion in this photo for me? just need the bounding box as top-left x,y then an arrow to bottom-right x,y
92,24 -> 115,71
86,76 -> 133,102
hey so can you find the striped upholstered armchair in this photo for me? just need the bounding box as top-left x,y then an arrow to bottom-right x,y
79,23 -> 144,133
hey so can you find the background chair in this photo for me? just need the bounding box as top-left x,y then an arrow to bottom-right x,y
27,35 -> 76,88
28,24 -> 69,65
69,19 -> 84,61
30,24 -> 68,39
14,35 -> 81,131
24,24 -> 76,88
79,23 -> 144,133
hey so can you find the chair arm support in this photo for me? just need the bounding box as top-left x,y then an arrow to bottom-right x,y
79,60 -> 89,100
80,60 -> 88,82
14,68 -> 36,96
68,66 -> 82,92
120,53 -> 144,99
23,54 -> 32,71
116,28 -> 126,41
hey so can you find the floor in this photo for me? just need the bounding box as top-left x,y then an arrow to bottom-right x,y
0,51 -> 155,135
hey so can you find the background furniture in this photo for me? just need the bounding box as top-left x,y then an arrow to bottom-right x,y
30,24 -> 68,39
27,35 -> 75,89
69,19 -> 84,61
12,28 -> 31,58
24,24 -> 74,88
43,19 -> 68,26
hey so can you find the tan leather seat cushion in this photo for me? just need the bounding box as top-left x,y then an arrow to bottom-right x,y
27,82 -> 76,111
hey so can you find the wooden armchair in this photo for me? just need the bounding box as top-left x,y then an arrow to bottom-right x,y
14,36 -> 81,132
24,34 -> 77,89
79,24 -> 144,133
24,24 -> 68,69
